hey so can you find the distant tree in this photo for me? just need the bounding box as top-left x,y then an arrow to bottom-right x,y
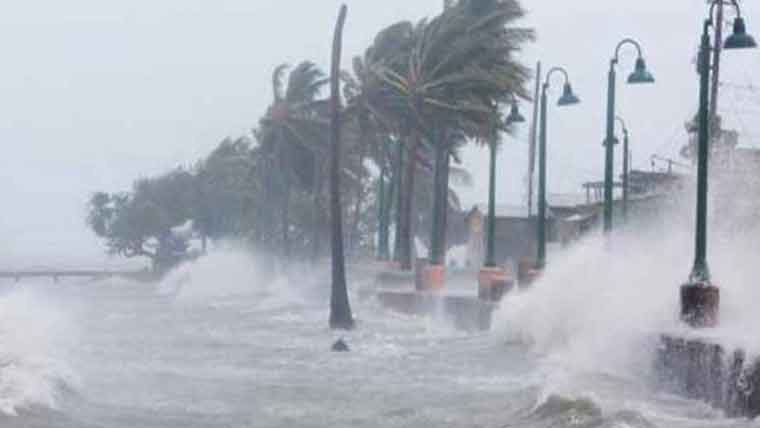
194,137 -> 258,249
87,169 -> 196,273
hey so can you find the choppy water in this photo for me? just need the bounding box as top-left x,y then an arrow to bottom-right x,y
0,248 -> 758,428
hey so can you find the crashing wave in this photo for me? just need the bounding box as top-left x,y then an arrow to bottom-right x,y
0,288 -> 77,416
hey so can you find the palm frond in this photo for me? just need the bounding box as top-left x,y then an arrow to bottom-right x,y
272,64 -> 289,102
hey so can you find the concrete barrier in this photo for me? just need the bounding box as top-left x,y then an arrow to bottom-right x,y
376,290 -> 495,331
657,335 -> 760,418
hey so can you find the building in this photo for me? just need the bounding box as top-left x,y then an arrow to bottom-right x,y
463,171 -> 685,271
464,196 -> 596,271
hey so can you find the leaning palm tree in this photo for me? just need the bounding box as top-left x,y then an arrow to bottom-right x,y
328,4 -> 354,330
258,61 -> 329,259
342,21 -> 415,259
374,0 -> 534,270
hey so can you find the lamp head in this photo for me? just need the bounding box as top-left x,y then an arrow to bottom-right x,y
627,57 -> 655,84
724,17 -> 758,49
505,101 -> 526,125
557,83 -> 580,106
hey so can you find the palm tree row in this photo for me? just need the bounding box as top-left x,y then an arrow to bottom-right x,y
339,0 -> 534,270
88,0 -> 535,280
257,0 -> 534,272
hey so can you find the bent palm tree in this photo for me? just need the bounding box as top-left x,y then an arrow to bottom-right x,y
328,4 -> 354,330
375,0 -> 534,270
259,61 -> 329,259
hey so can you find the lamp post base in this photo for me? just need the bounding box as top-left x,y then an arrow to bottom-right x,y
681,282 -> 719,328
478,267 -> 513,301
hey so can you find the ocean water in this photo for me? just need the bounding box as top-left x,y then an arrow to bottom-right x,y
0,245 -> 758,428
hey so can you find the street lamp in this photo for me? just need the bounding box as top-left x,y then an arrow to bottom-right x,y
484,101 -> 525,268
615,116 -> 630,222
603,39 -> 655,233
536,67 -> 580,270
682,0 -> 756,328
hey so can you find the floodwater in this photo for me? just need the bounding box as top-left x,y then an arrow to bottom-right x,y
0,247 -> 758,428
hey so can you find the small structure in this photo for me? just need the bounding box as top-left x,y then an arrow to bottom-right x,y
465,205 -> 541,272
464,199 -> 596,273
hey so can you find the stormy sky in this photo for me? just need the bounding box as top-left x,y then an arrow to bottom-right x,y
1,0 -> 759,267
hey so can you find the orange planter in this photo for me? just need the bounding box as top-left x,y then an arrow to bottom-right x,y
520,268 -> 542,289
416,264 -> 445,292
478,267 -> 513,301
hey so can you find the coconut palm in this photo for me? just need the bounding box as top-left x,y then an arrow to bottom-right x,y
341,21 -> 415,259
328,4 -> 354,330
374,0 -> 534,270
258,61 -> 329,259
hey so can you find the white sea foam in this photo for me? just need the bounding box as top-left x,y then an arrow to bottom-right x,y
494,174 -> 760,381
0,288 -> 77,415
156,243 -> 305,307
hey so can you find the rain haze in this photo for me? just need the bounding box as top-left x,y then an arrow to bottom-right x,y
3,0 -> 759,266
3,1 -> 760,427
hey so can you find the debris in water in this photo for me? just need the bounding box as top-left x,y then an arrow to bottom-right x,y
331,338 -> 349,352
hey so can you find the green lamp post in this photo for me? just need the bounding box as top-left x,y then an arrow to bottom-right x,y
615,116 -> 630,222
536,67 -> 580,270
603,39 -> 655,233
681,0 -> 756,328
484,101 -> 526,268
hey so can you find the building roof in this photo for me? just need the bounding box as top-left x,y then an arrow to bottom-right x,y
547,193 -> 590,209
470,204 -> 554,220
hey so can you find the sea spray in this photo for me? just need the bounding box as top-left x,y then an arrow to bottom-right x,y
158,244 -> 275,300
0,287 -> 77,415
157,244 -> 314,308
492,170 -> 760,421
494,230 -> 683,376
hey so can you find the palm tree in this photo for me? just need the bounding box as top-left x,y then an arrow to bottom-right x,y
329,4 -> 354,330
375,0 -> 533,270
428,127 -> 471,266
258,61 -> 329,259
342,22 -> 415,260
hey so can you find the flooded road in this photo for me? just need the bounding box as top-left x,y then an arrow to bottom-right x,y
0,250 -> 756,428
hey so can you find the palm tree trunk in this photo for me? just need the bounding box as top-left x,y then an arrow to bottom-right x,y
399,128 -> 419,271
377,163 -> 391,260
282,171 -> 291,260
429,138 -> 447,265
328,4 -> 354,330
440,150 -> 451,261
392,138 -> 404,263
348,116 -> 369,257
311,161 -> 323,264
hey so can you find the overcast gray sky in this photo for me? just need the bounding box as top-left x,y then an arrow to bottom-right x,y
2,0 -> 759,267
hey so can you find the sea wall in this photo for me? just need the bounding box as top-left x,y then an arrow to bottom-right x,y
657,335 -> 760,418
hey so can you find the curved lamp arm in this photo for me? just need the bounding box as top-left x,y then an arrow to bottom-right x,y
613,38 -> 644,64
543,66 -> 570,89
708,0 -> 741,22
615,116 -> 627,133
